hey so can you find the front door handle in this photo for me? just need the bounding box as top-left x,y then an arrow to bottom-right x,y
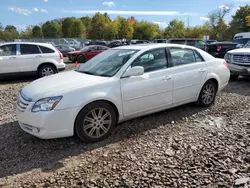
9,57 -> 16,59
162,76 -> 171,81
199,69 -> 206,73
36,55 -> 42,58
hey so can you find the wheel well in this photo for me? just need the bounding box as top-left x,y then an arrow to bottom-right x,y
74,100 -> 119,134
37,63 -> 57,72
207,78 -> 219,92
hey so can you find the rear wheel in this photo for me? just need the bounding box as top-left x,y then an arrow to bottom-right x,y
75,101 -> 116,143
230,74 -> 239,81
77,54 -> 86,63
38,65 -> 57,78
197,80 -> 217,107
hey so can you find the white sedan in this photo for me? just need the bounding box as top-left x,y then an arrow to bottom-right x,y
17,44 -> 230,143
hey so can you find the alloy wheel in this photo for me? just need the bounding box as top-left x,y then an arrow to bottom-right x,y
201,84 -> 215,105
41,67 -> 54,77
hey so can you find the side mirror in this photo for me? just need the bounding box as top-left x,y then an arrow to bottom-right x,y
122,66 -> 144,78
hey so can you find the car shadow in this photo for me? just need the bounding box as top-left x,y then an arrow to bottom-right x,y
0,75 -> 36,85
223,77 -> 250,96
0,104 -> 207,178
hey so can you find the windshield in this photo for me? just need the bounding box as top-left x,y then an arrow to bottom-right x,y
233,38 -> 250,45
244,40 -> 250,48
77,49 -> 138,77
80,46 -> 90,51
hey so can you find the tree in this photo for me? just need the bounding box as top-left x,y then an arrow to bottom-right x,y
185,26 -> 206,38
62,17 -> 74,37
230,5 -> 250,33
0,23 -> 3,31
164,20 -> 186,39
89,13 -> 111,39
71,19 -> 85,38
134,21 -> 159,40
42,21 -> 59,37
4,25 -> 18,38
32,25 -> 43,38
205,4 -> 232,40
80,16 -> 92,38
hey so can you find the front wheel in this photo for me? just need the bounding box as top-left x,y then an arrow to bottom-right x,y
77,54 -> 86,63
197,80 -> 217,107
75,101 -> 117,143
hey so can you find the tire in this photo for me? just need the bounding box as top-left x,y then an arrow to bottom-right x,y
230,74 -> 239,81
77,54 -> 86,63
38,65 -> 57,78
75,101 -> 117,143
197,80 -> 217,107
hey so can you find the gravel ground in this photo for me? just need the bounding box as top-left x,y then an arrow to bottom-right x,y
0,64 -> 250,187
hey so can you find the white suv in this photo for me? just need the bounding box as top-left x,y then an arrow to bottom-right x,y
0,42 -> 66,78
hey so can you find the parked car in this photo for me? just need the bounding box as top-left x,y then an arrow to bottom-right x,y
224,40 -> 250,80
205,40 -> 217,44
67,45 -> 109,63
55,45 -> 75,57
108,41 -> 123,48
86,40 -> 108,46
0,42 -> 65,78
168,38 -> 208,51
207,42 -> 238,58
17,43 -> 230,143
153,39 -> 168,43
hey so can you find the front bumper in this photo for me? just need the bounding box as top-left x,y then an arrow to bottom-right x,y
228,63 -> 250,76
17,106 -> 80,139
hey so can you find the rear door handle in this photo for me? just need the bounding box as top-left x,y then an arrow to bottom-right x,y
9,57 -> 16,59
36,55 -> 42,58
199,69 -> 206,73
162,76 -> 171,81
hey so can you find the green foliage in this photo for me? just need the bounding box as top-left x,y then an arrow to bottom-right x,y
164,20 -> 185,39
80,16 -> 92,38
185,26 -> 206,38
32,26 -> 43,38
134,21 -> 159,40
230,5 -> 250,33
42,21 -> 60,37
62,17 -> 85,38
4,25 -> 18,38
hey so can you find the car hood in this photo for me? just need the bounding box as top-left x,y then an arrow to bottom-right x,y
228,48 -> 250,54
22,71 -> 109,100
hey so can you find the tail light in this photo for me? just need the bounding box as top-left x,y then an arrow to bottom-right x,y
223,61 -> 229,68
54,46 -> 63,60
217,46 -> 222,52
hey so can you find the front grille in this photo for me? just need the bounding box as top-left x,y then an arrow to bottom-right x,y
17,92 -> 32,112
233,55 -> 250,64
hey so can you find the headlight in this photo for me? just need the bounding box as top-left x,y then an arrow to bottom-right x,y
224,53 -> 232,63
32,96 -> 62,112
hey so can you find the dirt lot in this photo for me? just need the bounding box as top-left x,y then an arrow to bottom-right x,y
0,64 -> 250,187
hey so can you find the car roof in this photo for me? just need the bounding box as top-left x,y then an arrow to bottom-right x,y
114,43 -> 198,50
0,42 -> 54,47
210,42 -> 238,45
169,38 -> 204,41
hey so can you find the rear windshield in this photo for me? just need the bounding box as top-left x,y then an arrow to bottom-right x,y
39,46 -> 55,53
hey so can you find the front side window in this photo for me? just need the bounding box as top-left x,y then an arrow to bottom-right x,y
131,48 -> 167,73
0,44 -> 16,56
196,40 -> 206,47
20,44 -> 40,55
169,48 -> 196,66
77,49 -> 138,77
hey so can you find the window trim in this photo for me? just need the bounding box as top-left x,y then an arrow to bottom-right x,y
130,47 -> 169,73
168,47 -> 204,68
38,45 -> 55,54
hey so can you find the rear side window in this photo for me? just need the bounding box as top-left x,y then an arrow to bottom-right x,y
0,44 -> 16,56
20,44 -> 40,55
169,48 -> 196,66
194,50 -> 204,62
98,46 -> 108,50
39,46 -> 55,53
